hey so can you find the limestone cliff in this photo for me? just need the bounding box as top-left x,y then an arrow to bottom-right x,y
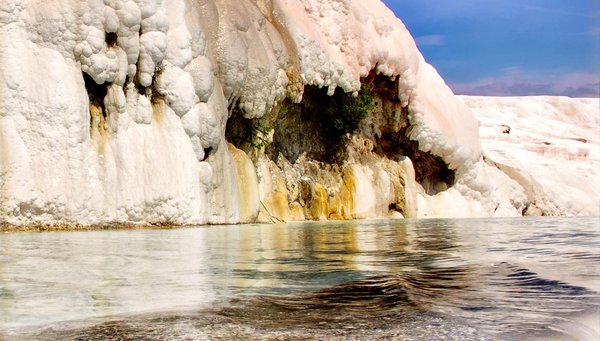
0,0 -> 596,228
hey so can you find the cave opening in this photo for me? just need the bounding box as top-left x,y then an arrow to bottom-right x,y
83,72 -> 108,117
375,129 -> 455,194
367,73 -> 455,194
203,147 -> 213,160
267,82 -> 376,164
83,72 -> 109,135
225,71 -> 455,194
105,32 -> 118,47
225,106 -> 261,154
226,83 -> 373,164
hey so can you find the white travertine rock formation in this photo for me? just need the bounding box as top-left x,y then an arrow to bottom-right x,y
0,0 -> 597,227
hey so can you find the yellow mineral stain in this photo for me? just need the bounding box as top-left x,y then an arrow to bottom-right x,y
228,143 -> 260,223
152,99 -> 165,124
328,194 -> 344,220
340,168 -> 356,219
89,103 -> 107,155
310,183 -> 328,220
262,177 -> 291,223
289,202 -> 305,221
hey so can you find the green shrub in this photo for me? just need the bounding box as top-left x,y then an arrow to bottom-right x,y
325,82 -> 374,136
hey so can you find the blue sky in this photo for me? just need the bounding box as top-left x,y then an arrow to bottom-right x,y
382,0 -> 600,97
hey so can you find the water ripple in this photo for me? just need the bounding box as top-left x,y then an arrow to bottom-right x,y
1,217 -> 598,340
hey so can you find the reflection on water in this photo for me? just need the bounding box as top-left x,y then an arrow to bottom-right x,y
0,217 -> 599,340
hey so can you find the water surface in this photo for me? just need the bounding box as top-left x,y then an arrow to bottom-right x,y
0,217 -> 598,340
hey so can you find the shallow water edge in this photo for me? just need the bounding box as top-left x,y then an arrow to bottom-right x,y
1,217 -> 599,340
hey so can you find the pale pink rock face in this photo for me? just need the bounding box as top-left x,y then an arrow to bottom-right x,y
463,95 -> 600,216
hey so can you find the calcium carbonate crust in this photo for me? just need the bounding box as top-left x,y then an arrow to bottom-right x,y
463,95 -> 600,217
1,0 -> 594,228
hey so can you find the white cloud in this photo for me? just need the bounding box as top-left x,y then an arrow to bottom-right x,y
415,34 -> 446,46
450,68 -> 600,97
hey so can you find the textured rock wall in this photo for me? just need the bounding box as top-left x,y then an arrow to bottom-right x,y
2,0 -> 592,228
464,96 -> 600,216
